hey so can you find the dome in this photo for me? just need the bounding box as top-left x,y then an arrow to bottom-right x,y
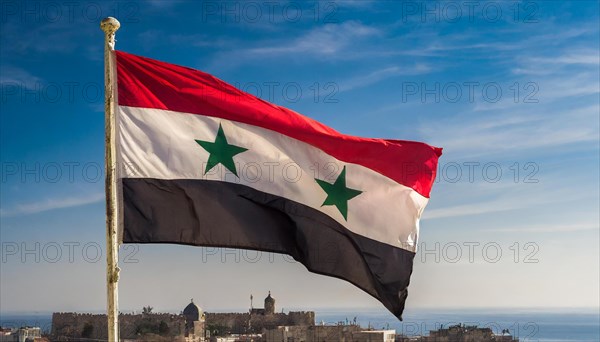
264,291 -> 275,315
183,299 -> 201,321
265,291 -> 275,303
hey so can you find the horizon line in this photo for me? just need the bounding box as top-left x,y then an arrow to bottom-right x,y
2,306 -> 599,316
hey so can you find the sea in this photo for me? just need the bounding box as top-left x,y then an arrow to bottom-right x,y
1,308 -> 598,341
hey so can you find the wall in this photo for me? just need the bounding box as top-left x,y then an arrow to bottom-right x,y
205,311 -> 315,335
51,312 -> 185,340
52,310 -> 315,340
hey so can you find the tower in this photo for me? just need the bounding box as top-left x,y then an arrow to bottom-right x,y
183,299 -> 205,340
264,291 -> 275,315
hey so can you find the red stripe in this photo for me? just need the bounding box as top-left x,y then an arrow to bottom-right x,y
116,51 -> 442,197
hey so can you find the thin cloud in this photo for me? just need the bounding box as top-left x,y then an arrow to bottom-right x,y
0,66 -> 43,89
423,185 -> 589,220
423,199 -> 520,220
339,64 -> 432,92
527,53 -> 599,66
472,76 -> 599,112
420,104 -> 599,158
0,193 -> 104,217
146,0 -> 182,8
246,21 -> 379,56
1,21 -> 86,55
488,223 -> 599,233
337,0 -> 377,9
512,50 -> 600,76
203,21 -> 383,70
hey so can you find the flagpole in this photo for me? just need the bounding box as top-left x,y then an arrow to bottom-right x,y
101,16 -> 120,342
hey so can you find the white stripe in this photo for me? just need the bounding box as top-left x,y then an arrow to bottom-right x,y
117,106 -> 428,252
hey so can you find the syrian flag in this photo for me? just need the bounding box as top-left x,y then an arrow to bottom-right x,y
114,51 -> 442,320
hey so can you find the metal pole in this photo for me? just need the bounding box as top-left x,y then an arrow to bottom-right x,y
100,16 -> 120,342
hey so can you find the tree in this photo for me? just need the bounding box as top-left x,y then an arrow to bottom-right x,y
142,306 -> 154,314
158,321 -> 170,336
81,323 -> 94,338
207,324 -> 230,337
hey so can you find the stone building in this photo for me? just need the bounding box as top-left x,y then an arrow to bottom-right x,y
263,292 -> 275,315
414,324 -> 519,342
183,299 -> 206,342
352,330 -> 396,342
0,327 -> 42,342
249,291 -> 276,315
205,292 -> 315,336
264,324 -> 395,342
50,293 -> 311,341
51,301 -> 206,341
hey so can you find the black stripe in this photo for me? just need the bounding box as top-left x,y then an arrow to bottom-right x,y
122,178 -> 415,320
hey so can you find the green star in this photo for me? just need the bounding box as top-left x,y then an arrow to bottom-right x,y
315,166 -> 363,220
195,123 -> 248,177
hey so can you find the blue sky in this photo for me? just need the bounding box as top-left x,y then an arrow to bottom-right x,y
1,0 -> 598,317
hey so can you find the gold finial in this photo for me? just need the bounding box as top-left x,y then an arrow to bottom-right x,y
100,17 -> 120,50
